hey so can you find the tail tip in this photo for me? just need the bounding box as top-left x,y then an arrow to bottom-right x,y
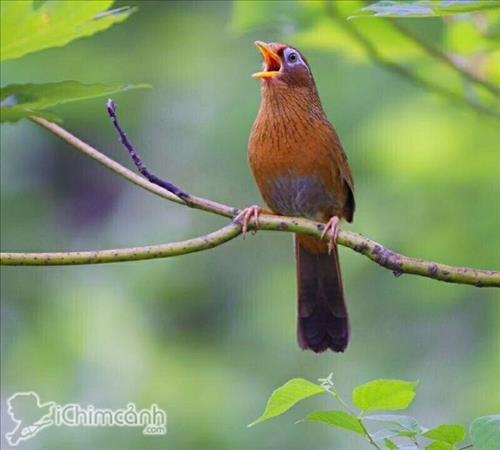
298,332 -> 349,353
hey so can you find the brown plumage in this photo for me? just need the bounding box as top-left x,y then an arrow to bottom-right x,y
246,41 -> 355,353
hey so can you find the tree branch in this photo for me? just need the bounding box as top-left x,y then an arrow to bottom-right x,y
1,212 -> 499,287
1,106 -> 497,289
1,223 -> 242,265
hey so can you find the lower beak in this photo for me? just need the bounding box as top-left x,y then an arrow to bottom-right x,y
252,41 -> 282,79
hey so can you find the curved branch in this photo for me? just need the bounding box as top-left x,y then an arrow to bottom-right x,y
2,213 -> 499,287
1,223 -> 242,265
1,112 -> 494,289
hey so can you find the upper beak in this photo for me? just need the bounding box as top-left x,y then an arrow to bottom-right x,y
252,41 -> 282,79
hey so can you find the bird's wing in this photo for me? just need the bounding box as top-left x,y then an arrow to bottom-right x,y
326,124 -> 355,222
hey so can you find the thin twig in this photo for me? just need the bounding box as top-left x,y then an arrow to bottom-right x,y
106,99 -> 191,202
358,418 -> 382,450
388,19 -> 500,98
30,117 -> 236,218
325,4 -> 500,120
4,111 -> 496,288
326,386 -> 382,449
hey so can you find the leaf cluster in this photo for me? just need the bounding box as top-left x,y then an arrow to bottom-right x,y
250,375 -> 500,450
0,0 -> 147,123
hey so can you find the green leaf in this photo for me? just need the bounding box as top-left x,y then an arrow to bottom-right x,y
1,0 -> 136,61
248,378 -> 325,427
305,410 -> 364,435
350,1 -> 500,19
0,81 -> 149,123
352,379 -> 417,412
383,438 -> 398,450
425,442 -> 453,450
423,424 -> 466,445
365,414 -> 422,433
470,415 -> 500,450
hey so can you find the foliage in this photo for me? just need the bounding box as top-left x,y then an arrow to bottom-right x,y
350,1 -> 500,19
470,416 -> 500,450
0,0 -> 136,61
1,2 -> 499,449
0,81 -> 149,123
0,0 -> 145,123
248,378 -> 325,426
251,374 -> 500,450
231,0 -> 500,115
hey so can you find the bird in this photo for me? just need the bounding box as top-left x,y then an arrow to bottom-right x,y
236,41 -> 355,353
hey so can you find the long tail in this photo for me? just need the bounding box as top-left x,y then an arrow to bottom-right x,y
295,234 -> 349,353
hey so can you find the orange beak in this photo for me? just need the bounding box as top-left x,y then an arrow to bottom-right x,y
252,41 -> 282,79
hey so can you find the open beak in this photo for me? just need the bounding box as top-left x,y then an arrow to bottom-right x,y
252,41 -> 282,79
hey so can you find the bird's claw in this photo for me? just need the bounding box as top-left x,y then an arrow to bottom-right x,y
234,205 -> 261,238
321,216 -> 341,254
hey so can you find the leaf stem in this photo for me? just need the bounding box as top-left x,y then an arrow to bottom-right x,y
330,387 -> 382,450
358,417 -> 383,450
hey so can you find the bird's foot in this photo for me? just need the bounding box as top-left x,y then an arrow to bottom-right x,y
321,216 -> 341,254
234,205 -> 261,238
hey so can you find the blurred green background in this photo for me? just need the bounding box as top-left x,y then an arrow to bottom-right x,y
1,1 -> 499,449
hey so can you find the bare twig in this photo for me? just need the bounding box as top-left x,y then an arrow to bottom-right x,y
106,99 -> 191,202
2,109 -> 497,288
29,117 -> 236,218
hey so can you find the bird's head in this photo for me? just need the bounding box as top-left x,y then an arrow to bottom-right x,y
252,41 -> 314,88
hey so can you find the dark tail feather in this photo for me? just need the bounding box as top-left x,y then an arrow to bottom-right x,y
295,234 -> 349,353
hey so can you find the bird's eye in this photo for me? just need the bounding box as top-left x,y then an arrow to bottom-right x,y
287,52 -> 298,64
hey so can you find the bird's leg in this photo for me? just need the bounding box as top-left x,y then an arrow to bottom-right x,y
321,216 -> 341,254
233,205 -> 262,238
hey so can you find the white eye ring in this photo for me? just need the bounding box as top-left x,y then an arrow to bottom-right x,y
287,52 -> 298,64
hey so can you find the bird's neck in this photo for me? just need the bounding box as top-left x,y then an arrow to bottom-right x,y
256,83 -> 327,127
250,83 -> 334,157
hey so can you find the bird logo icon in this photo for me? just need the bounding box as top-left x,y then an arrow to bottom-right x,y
5,391 -> 55,446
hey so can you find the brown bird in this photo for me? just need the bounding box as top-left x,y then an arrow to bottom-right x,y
236,41 -> 355,353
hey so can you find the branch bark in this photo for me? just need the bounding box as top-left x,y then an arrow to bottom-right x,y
0,110 -> 498,289
2,213 -> 499,287
1,223 -> 241,265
